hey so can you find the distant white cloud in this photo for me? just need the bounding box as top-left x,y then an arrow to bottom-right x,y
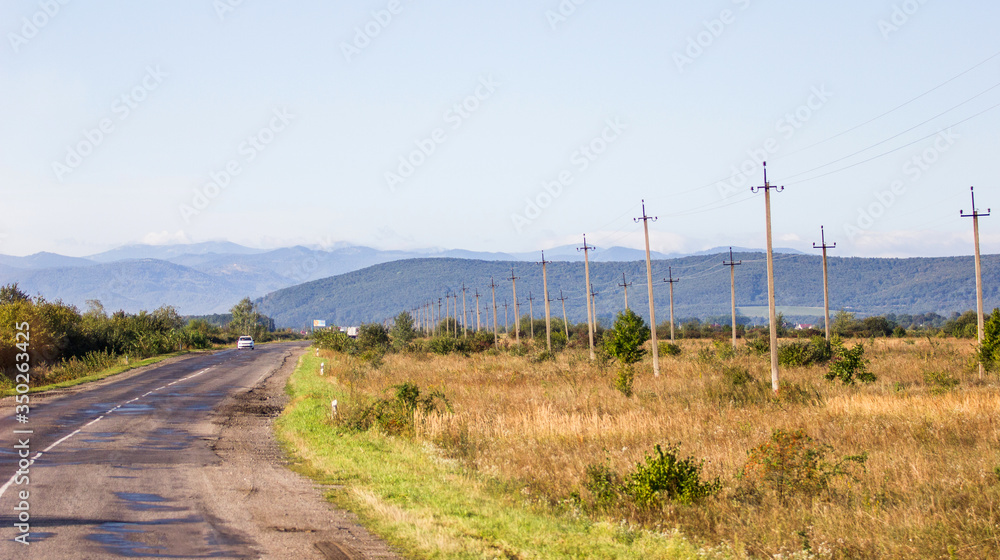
142,230 -> 190,245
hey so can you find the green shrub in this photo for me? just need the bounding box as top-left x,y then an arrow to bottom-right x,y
826,339 -> 875,384
978,308 -> 1000,371
613,365 -> 634,397
583,461 -> 622,509
747,336 -> 769,355
314,329 -> 354,353
357,323 -> 390,354
923,370 -> 960,393
622,444 -> 722,507
603,309 -> 649,366
340,382 -> 451,437
739,429 -> 866,503
778,336 -> 831,366
706,365 -> 771,407
658,341 -> 682,356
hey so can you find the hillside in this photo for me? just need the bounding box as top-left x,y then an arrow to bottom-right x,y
255,253 -> 1000,329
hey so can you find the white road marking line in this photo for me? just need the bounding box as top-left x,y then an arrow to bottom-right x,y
0,363 -> 220,500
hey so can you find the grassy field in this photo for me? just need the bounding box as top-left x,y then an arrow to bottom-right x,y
279,337 -> 1000,559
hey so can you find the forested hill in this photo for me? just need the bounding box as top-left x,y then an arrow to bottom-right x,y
255,252 -> 1000,329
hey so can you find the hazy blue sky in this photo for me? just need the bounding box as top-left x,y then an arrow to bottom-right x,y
2,0 -> 999,258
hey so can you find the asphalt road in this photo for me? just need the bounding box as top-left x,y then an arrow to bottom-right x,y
0,343 -> 401,559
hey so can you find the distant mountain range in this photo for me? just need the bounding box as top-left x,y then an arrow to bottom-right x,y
0,242 -> 801,315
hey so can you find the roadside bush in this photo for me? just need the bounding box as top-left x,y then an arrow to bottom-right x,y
622,444 -> 722,507
777,336 -> 832,367
314,329 -> 354,353
826,339 -> 875,384
357,323 -> 390,354
739,429 -> 866,504
659,341 -> 682,357
341,382 -> 451,437
470,329 -> 496,353
706,365 -> 771,408
747,335 -> 769,356
978,308 -> 1000,372
923,370 -> 960,393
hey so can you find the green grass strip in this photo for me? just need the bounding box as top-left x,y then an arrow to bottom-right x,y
2,350 -> 198,397
275,351 -> 721,560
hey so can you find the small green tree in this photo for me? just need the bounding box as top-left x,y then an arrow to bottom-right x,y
604,309 -> 650,396
390,311 -> 417,350
604,309 -> 650,366
826,338 -> 875,384
979,308 -> 1000,372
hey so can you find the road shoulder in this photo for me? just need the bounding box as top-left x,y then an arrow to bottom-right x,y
203,346 -> 403,559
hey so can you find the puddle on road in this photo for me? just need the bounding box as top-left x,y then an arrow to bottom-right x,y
115,492 -> 185,512
87,515 -> 228,558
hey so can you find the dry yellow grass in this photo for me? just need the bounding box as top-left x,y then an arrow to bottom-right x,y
327,337 -> 1000,559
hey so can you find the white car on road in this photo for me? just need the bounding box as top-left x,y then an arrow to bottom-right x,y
237,336 -> 255,349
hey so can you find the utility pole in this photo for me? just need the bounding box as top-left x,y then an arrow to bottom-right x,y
724,247 -> 742,349
751,162 -> 784,392
508,268 -> 521,343
474,289 -> 482,333
961,186 -> 991,378
812,226 -> 836,341
663,267 -> 678,342
527,292 -> 536,339
590,288 -> 600,331
558,290 -> 570,341
635,200 -> 661,377
437,297 -> 443,337
461,284 -> 468,339
618,271 -> 633,310
539,252 -> 553,352
489,277 -> 499,345
577,235 -> 597,360
502,299 -> 510,336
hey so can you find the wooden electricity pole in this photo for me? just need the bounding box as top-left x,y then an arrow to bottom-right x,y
558,290 -> 570,341
527,292 -> 535,339
751,162 -> 784,392
813,226 -> 836,341
436,298 -> 443,336
663,267 -> 678,342
474,289 -> 482,332
539,252 -> 553,352
577,235 -> 597,360
489,277 -> 499,345
461,284 -> 468,339
508,268 -> 521,343
635,200 -> 661,377
961,186 -> 991,378
502,299 -> 510,335
618,271 -> 633,310
724,247 -> 742,349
